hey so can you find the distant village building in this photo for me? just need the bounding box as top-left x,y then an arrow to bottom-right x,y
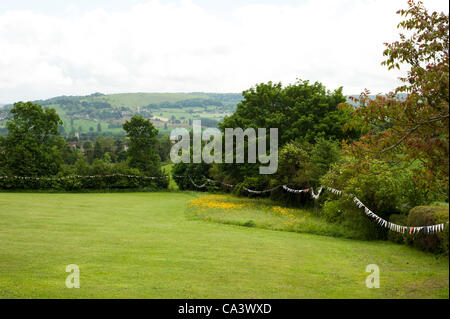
67,141 -> 84,150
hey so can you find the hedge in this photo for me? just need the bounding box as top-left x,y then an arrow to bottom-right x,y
405,206 -> 449,254
0,175 -> 168,191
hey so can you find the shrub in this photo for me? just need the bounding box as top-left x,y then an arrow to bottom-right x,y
271,141 -> 314,205
320,159 -> 403,240
172,161 -> 214,191
0,160 -> 168,191
405,206 -> 449,254
396,170 -> 446,213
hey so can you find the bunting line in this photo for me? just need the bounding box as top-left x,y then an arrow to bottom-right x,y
188,176 -> 208,188
242,185 -> 281,194
187,177 -> 448,234
2,173 -> 447,234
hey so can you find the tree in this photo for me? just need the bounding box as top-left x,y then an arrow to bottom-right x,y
63,146 -> 84,165
221,80 -> 358,146
157,135 -> 172,162
83,141 -> 92,149
97,123 -> 102,133
310,138 -> 341,185
215,80 -> 358,182
0,102 -> 64,176
277,141 -> 313,187
344,1 -> 449,193
122,115 -> 161,175
83,141 -> 94,164
93,140 -> 103,159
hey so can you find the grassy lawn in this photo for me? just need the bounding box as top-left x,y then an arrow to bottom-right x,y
0,192 -> 448,298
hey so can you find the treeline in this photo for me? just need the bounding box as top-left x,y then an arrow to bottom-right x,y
142,94 -> 243,111
173,79 -> 448,246
144,98 -> 223,109
0,102 -> 169,190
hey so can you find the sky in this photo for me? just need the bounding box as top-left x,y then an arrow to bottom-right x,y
0,0 -> 448,103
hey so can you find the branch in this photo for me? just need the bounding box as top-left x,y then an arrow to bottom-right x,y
379,113 -> 449,153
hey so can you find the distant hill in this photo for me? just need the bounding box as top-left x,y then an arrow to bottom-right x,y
0,92 -> 408,139
0,92 -> 244,138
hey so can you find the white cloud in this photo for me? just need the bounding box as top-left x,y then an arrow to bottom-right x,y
0,0 -> 448,102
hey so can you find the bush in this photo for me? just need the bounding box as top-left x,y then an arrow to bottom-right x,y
405,206 -> 449,254
172,161 -> 214,191
0,160 -> 168,191
320,159 -> 403,240
270,142 -> 314,205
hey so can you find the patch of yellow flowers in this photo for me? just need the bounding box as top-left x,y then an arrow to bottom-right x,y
272,206 -> 309,227
189,195 -> 310,228
188,197 -> 244,210
272,206 -> 297,226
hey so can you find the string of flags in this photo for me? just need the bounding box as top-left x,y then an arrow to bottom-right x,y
172,175 -> 235,188
282,185 -> 310,193
184,176 -> 448,235
205,178 -> 235,188
310,187 -> 323,199
283,184 -> 448,234
2,173 -> 447,235
188,176 -> 208,188
242,185 -> 281,194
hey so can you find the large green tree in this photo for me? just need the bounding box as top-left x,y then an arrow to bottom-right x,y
0,102 -> 64,176
122,115 -> 161,175
345,1 -> 449,194
221,80 -> 358,146
215,80 -> 358,182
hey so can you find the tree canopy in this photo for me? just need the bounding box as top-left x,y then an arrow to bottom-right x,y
344,0 -> 449,193
0,101 -> 64,176
122,115 -> 161,175
220,80 -> 359,146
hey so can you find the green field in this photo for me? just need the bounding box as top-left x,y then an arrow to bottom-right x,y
0,192 -> 448,298
94,92 -> 206,109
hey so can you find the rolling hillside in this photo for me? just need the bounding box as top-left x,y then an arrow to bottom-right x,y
0,92 -> 243,137
0,92 -> 406,138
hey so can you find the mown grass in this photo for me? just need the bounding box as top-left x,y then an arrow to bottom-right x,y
0,192 -> 448,298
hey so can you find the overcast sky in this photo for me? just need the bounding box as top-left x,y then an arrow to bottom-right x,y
0,0 -> 448,103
